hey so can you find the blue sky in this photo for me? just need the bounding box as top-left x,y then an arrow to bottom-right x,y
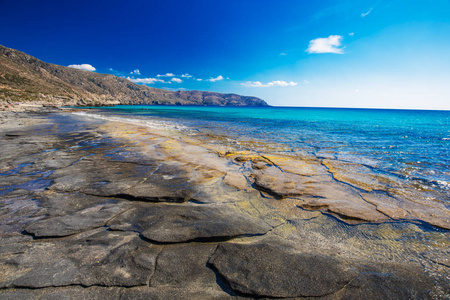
1,0 -> 449,109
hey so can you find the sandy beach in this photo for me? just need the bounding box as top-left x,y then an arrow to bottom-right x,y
0,108 -> 448,299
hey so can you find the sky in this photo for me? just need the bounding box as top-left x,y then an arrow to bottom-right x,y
1,0 -> 450,109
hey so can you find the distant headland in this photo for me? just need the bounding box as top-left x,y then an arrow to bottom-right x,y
0,45 -> 268,108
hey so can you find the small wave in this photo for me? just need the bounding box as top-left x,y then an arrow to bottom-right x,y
72,111 -> 188,131
442,138 -> 450,141
436,180 -> 450,190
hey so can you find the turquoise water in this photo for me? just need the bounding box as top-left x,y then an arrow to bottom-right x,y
86,105 -> 450,200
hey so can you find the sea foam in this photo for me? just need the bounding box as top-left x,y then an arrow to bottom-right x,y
72,111 -> 187,131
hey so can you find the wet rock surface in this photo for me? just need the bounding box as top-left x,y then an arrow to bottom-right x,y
230,151 -> 450,229
0,110 -> 448,299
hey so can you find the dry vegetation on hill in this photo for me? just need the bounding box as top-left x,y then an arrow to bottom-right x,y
0,45 -> 268,107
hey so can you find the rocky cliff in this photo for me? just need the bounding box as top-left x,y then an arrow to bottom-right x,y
0,45 -> 268,107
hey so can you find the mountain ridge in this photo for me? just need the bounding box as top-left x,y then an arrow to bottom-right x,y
0,45 -> 268,107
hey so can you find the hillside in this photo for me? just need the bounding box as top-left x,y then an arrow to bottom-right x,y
0,45 -> 268,107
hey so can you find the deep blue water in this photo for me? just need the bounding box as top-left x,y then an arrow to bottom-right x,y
84,105 -> 450,197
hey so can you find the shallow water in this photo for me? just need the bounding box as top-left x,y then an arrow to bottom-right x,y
76,106 -> 450,202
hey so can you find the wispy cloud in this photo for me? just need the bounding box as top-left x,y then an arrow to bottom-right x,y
312,2 -> 354,21
171,77 -> 183,83
241,80 -> 298,87
130,69 -> 140,75
127,77 -> 166,84
156,73 -> 175,77
348,32 -> 354,36
279,52 -> 287,56
306,35 -> 344,54
181,73 -> 192,78
361,8 -> 372,17
161,87 -> 186,91
207,75 -> 224,82
68,64 -> 96,72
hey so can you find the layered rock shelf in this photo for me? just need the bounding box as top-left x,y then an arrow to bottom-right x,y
0,108 -> 448,299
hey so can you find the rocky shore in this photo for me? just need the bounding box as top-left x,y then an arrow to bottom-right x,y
0,108 -> 448,299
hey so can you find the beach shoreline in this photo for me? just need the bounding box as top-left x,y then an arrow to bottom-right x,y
0,108 -> 448,299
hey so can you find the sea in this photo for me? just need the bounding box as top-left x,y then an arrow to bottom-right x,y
74,105 -> 450,202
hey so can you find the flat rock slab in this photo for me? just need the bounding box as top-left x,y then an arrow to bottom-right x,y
107,203 -> 272,243
0,285 -> 236,300
250,166 -> 312,199
150,243 -> 219,288
24,201 -> 131,237
342,270 -> 433,300
209,240 -> 359,298
0,228 -> 161,288
50,158 -> 196,202
49,157 -> 154,195
27,191 -> 119,217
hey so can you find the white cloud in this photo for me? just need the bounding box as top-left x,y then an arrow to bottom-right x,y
306,35 -> 344,54
348,32 -> 354,36
279,52 -> 287,56
241,81 -> 265,87
130,69 -> 141,75
68,64 -> 96,72
181,73 -> 192,78
207,75 -> 224,82
361,8 -> 372,17
171,77 -> 183,83
127,77 -> 166,84
196,78 -> 203,81
241,80 -> 298,87
157,73 -> 175,77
